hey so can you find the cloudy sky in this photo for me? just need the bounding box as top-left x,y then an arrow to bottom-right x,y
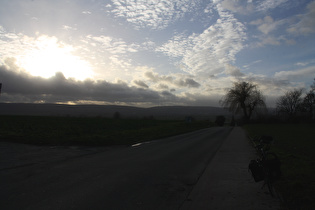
1,0 -> 315,107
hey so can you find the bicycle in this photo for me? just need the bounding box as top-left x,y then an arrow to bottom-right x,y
248,135 -> 281,197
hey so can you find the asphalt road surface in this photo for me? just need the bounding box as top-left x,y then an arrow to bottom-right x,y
0,127 -> 233,210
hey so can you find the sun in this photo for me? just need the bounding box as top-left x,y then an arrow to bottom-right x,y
18,35 -> 93,80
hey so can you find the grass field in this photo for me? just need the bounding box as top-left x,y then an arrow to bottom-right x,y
244,124 -> 315,210
0,115 -> 212,146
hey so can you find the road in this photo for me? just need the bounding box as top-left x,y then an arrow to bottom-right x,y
0,127 -> 233,210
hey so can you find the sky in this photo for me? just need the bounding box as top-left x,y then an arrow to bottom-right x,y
0,0 -> 315,107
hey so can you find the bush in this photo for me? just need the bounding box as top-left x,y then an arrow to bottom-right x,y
215,115 -> 225,126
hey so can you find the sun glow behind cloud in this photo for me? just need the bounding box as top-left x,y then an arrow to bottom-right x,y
17,35 -> 93,80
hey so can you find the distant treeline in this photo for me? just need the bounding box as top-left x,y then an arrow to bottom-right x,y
0,103 -> 229,120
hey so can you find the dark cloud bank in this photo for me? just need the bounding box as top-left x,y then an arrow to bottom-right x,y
0,64 -> 214,106
0,65 -> 159,105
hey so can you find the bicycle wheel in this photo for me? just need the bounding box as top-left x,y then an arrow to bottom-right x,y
265,152 -> 281,196
266,177 -> 274,196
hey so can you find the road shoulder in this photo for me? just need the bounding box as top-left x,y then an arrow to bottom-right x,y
181,127 -> 281,210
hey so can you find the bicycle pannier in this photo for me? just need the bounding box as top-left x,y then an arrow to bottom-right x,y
248,160 -> 264,182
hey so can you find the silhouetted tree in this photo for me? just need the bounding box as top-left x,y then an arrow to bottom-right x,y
113,111 -> 121,119
220,81 -> 266,121
276,89 -> 303,120
301,78 -> 315,120
311,78 -> 315,91
230,115 -> 236,126
302,91 -> 315,119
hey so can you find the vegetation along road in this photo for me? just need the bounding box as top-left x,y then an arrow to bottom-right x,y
0,127 -> 232,210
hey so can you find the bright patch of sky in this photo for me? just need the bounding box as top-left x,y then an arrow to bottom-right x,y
1,0 -> 315,107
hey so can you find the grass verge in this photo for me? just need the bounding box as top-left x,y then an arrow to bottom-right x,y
243,123 -> 315,210
0,115 -> 212,146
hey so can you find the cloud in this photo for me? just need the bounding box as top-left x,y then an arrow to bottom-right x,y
176,78 -> 200,88
156,33 -> 192,58
144,71 -> 200,89
295,59 -> 315,67
0,63 -> 165,105
250,15 -> 289,36
157,84 -> 169,90
62,25 -> 77,31
0,62 -> 212,107
0,59 -> 299,107
243,60 -> 262,69
249,15 -> 291,47
81,34 -> 148,81
287,1 -> 315,36
220,0 -> 289,14
182,92 -> 223,107
295,62 -> 308,67
259,36 -> 281,46
221,0 -> 254,14
157,3 -> 246,76
247,1 -> 315,47
133,80 -> 149,88
256,0 -> 288,11
0,29 -> 26,62
224,64 -> 244,77
82,11 -> 91,15
144,71 -> 173,83
110,0 -> 199,30
274,66 -> 315,81
249,1 -> 315,48
256,16 -> 277,34
87,35 -> 140,54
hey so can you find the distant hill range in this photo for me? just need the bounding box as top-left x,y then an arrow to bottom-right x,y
0,103 -> 230,120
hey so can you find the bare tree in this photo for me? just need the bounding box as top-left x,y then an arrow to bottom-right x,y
302,78 -> 315,120
302,90 -> 315,119
311,78 -> 315,91
113,111 -> 121,119
220,81 -> 266,121
276,89 -> 303,119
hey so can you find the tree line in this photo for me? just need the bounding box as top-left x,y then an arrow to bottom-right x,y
220,79 -> 315,123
